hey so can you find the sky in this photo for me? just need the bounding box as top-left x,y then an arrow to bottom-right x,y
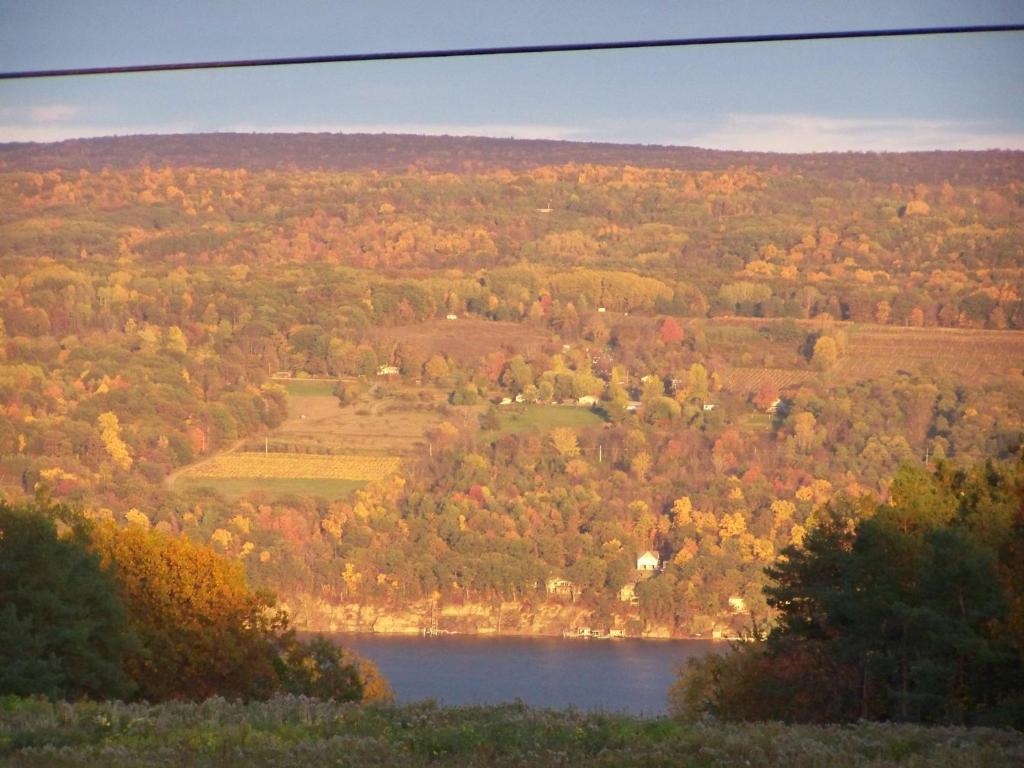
0,0 -> 1022,152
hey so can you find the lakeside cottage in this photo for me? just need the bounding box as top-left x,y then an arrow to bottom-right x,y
636,551 -> 660,572
545,576 -> 575,597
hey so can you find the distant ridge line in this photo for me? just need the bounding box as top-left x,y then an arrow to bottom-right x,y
1,132 -> 1021,186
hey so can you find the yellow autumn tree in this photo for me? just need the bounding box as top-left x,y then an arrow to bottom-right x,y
671,496 -> 693,526
549,427 -> 580,458
719,511 -> 748,538
811,335 -> 839,370
98,411 -> 133,470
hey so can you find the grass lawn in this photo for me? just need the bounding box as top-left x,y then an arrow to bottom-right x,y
736,412 -> 775,432
278,379 -> 339,397
171,476 -> 364,500
498,404 -> 605,433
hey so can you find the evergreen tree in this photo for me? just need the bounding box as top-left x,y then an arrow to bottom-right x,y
0,500 -> 136,700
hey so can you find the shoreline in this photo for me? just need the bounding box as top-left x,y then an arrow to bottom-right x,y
282,595 -> 753,642
313,627 -> 737,643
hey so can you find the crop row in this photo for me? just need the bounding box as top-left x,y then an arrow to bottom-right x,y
718,367 -> 809,394
186,452 -> 401,481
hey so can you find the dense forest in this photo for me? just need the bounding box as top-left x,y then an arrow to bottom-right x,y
1,133 -> 1022,640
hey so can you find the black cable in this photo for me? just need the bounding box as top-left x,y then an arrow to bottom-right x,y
1,24 -> 1022,81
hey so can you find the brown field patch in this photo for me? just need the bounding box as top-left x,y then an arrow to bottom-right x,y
715,325 -> 1024,392
717,367 -> 811,394
271,392 -> 452,455
369,318 -> 554,364
835,326 -> 1024,382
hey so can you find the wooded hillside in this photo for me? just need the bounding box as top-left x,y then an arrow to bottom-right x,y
1,132 -> 1021,638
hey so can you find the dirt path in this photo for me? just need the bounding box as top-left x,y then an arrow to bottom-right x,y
164,436 -> 248,488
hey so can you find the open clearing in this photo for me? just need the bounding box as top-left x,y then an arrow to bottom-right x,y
169,384 -> 448,500
836,325 -> 1024,381
273,389 -> 451,455
276,379 -> 339,397
716,367 -> 811,394
182,452 -> 401,480
369,318 -> 554,364
170,452 -> 397,500
172,476 -> 365,500
707,321 -> 1024,394
498,404 -> 605,433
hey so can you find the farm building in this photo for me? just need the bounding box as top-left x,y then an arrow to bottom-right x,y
636,551 -> 660,571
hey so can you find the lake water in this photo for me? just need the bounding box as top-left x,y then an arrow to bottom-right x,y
332,634 -> 719,716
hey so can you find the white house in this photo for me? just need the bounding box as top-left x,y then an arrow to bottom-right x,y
636,551 -> 660,571
577,395 -> 599,407
376,365 -> 400,377
545,576 -> 576,597
445,313 -> 459,320
728,596 -> 747,613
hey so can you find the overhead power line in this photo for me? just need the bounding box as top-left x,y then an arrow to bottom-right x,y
1,24 -> 1022,81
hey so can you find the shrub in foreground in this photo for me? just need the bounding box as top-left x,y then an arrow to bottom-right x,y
0,499 -> 390,704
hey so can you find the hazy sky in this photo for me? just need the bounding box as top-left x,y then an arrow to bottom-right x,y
1,1 -> 1022,151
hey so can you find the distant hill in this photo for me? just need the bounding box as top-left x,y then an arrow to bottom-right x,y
1,132 -> 1022,185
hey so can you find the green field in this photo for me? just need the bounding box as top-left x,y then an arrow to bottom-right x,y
277,379 -> 339,397
171,476 -> 365,500
2,697 -> 1021,768
737,412 -> 775,431
498,404 -> 605,433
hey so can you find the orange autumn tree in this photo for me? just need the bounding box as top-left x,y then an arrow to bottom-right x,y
89,523 -> 287,701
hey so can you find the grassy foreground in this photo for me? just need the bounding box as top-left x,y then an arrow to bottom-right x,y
1,697 -> 1022,768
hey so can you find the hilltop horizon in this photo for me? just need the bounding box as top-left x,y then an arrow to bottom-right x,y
2,131 -> 1023,185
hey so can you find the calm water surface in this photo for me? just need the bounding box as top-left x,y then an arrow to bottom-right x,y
332,634 -> 718,715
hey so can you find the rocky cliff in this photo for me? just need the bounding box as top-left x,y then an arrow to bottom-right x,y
281,596 -> 743,640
